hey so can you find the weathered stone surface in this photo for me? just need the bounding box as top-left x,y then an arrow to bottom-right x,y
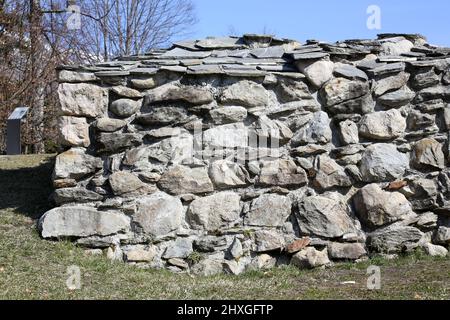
136,105 -> 188,125
220,80 -> 269,107
354,184 -> 413,228
53,148 -> 102,180
295,60 -> 334,88
339,120 -> 359,145
373,72 -> 410,96
291,247 -> 330,269
380,38 -> 414,56
359,109 -> 406,140
253,230 -> 285,252
187,192 -> 241,231
411,69 -> 440,89
158,165 -> 214,195
327,93 -> 375,115
191,258 -> 224,276
285,237 -> 311,254
97,133 -> 142,153
333,64 -> 368,81
53,187 -> 102,205
39,207 -> 129,238
296,193 -> 357,238
124,245 -> 157,262
254,115 -> 293,144
163,238 -> 193,259
209,160 -> 249,189
313,155 -> 352,190
58,70 -> 97,83
227,238 -> 244,260
210,106 -> 248,124
320,78 -> 370,107
434,226 -> 450,245
110,98 -> 141,118
58,116 -> 90,147
58,83 -> 108,117
274,78 -> 313,102
411,138 -> 445,170
145,83 -> 214,105
245,194 -> 292,227
111,86 -> 143,98
133,192 -> 183,237
257,159 -> 308,187
421,243 -> 448,257
360,144 -> 409,182
378,86 -> 415,107
109,171 -> 149,196
94,118 -> 127,132
327,242 -> 367,260
291,111 -> 332,146
367,225 -> 423,253
201,123 -> 248,149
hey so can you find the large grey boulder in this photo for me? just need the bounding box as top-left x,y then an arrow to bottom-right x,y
209,160 -> 249,189
291,247 -> 330,269
110,98 -> 141,118
39,207 -> 130,238
274,78 -> 314,102
58,83 -> 108,117
210,106 -> 248,124
133,192 -> 183,237
200,123 -> 248,149
367,225 -> 423,253
296,193 -> 357,238
359,109 -> 406,140
53,187 -> 103,205
295,59 -> 334,88
136,105 -> 189,126
94,118 -> 127,132
187,191 -> 241,231
327,243 -> 367,260
360,144 -> 409,182
373,72 -> 410,96
411,138 -> 445,170
97,132 -> 142,153
53,148 -> 103,180
220,80 -> 269,107
158,165 -> 214,195
312,155 -> 352,190
320,78 -> 370,107
163,238 -> 193,259
291,111 -> 332,146
378,86 -> 415,107
109,171 -> 153,196
354,184 -> 413,228
339,120 -> 359,145
252,229 -> 285,252
257,159 -> 308,187
145,82 -> 214,105
58,116 -> 90,147
245,193 -> 292,227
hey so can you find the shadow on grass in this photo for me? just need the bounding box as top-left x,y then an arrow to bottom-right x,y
0,155 -> 55,219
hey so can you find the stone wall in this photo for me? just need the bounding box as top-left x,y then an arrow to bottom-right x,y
39,34 -> 450,274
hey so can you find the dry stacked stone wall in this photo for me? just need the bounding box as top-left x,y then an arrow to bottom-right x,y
39,34 -> 450,274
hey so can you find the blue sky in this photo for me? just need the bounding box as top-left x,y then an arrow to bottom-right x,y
190,0 -> 450,46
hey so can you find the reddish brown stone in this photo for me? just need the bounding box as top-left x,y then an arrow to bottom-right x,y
285,237 -> 311,254
386,180 -> 407,190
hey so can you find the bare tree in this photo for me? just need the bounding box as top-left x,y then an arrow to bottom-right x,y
0,0 -> 197,153
82,0 -> 197,60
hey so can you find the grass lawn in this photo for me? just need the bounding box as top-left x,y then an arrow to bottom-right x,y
0,154 -> 449,300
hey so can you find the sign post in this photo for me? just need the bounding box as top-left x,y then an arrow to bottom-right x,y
6,106 -> 29,155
